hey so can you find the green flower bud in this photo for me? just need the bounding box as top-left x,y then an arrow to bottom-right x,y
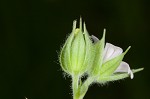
59,19 -> 93,76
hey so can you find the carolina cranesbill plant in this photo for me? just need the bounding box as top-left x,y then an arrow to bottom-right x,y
59,19 -> 143,99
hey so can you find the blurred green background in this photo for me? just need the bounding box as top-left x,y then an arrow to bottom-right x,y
0,0 -> 149,99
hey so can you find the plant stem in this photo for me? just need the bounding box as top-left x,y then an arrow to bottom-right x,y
72,75 -> 80,99
79,76 -> 95,99
72,75 -> 95,99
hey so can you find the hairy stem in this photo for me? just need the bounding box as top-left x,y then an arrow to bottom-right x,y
72,75 -> 80,99
79,76 -> 94,99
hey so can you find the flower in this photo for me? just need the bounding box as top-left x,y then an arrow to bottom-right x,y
90,35 -> 143,83
91,35 -> 133,79
103,43 -> 134,79
60,19 -> 143,84
60,19 -> 144,99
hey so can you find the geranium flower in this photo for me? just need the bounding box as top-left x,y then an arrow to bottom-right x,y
90,35 -> 143,83
103,43 -> 134,79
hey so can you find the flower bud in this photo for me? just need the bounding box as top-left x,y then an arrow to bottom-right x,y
59,19 -> 93,76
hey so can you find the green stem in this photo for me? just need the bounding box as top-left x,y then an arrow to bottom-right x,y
79,76 -> 95,99
72,75 -> 95,99
72,75 -> 80,99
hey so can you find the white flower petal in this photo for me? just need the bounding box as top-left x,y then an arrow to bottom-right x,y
103,43 -> 123,62
103,43 -> 114,62
115,61 -> 130,72
130,71 -> 134,79
115,61 -> 134,79
90,35 -> 99,43
109,46 -> 123,60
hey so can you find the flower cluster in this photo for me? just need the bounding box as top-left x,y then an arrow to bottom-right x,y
59,19 -> 143,99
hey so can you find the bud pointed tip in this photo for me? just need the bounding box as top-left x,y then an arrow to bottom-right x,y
124,46 -> 131,54
83,22 -> 87,33
73,20 -> 77,32
103,28 -> 106,33
102,28 -> 106,39
80,17 -> 83,31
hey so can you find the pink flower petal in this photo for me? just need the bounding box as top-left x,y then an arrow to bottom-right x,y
115,61 -> 134,79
